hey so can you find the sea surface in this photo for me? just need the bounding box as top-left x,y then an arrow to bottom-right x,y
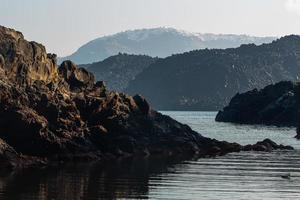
1,111 -> 300,200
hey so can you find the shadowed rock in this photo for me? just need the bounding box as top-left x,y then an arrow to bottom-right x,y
216,81 -> 300,127
215,81 -> 300,139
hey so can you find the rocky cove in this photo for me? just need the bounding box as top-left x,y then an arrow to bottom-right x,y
0,26 -> 294,170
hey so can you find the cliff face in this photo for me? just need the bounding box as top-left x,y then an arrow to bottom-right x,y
0,26 -> 292,169
0,26 -> 58,86
125,36 -> 300,111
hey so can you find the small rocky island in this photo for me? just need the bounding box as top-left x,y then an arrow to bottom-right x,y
216,81 -> 300,126
216,81 -> 300,139
0,26 -> 293,169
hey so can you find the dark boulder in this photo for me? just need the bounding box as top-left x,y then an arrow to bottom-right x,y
133,95 -> 150,115
243,139 -> 293,151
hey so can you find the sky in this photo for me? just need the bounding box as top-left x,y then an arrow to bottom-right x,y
1,0 -> 300,56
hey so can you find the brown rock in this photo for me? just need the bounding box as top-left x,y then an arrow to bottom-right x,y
0,26 -> 58,85
59,60 -> 95,91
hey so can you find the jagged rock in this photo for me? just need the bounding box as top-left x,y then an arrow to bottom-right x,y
0,25 -> 294,169
58,60 -> 95,92
91,81 -> 107,96
0,26 -> 58,86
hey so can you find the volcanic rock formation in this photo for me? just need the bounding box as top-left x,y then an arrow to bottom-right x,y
0,26 -> 292,169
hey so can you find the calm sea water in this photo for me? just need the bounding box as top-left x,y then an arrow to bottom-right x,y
0,111 -> 300,200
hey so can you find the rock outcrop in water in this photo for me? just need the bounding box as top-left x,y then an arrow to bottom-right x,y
0,26 -> 293,169
216,81 -> 300,127
243,139 -> 293,151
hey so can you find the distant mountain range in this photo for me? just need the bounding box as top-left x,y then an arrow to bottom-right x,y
124,35 -> 300,111
59,27 -> 276,64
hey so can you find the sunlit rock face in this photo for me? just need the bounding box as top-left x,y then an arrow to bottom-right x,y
0,26 -> 58,86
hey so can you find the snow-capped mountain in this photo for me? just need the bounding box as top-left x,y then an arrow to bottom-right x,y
59,27 -> 276,64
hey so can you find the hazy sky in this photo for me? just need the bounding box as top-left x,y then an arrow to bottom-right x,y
1,0 -> 300,56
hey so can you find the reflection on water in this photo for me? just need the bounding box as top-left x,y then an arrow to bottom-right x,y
0,156 -> 194,200
0,112 -> 300,200
1,152 -> 300,200
148,151 -> 300,200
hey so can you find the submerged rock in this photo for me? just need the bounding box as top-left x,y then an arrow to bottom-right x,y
243,139 -> 293,152
0,25 -> 294,169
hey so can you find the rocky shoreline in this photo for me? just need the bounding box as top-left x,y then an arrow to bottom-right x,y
0,26 -> 294,170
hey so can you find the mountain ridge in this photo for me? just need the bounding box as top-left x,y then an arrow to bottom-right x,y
125,35 -> 300,111
59,27 -> 276,64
